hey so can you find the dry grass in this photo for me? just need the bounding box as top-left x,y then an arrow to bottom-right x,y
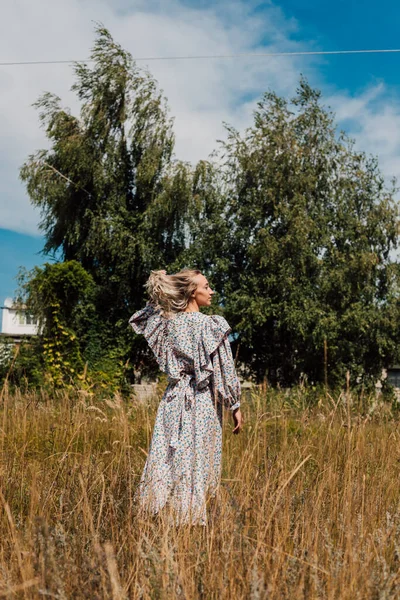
1,385 -> 400,599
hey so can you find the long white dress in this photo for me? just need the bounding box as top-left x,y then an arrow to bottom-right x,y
129,304 -> 241,526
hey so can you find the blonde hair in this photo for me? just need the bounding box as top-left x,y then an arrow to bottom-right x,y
145,269 -> 202,317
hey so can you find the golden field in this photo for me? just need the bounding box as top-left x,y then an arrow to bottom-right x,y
1,385 -> 400,599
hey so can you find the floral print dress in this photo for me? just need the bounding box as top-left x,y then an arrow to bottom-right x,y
129,304 -> 241,526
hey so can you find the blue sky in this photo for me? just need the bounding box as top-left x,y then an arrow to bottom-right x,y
1,0 -> 400,303
0,229 -> 45,303
277,0 -> 400,91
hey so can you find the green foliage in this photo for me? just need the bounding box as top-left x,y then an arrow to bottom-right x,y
188,79 -> 400,387
10,261 -> 132,394
3,337 -> 46,391
19,25 -> 193,384
15,26 -> 400,391
12,261 -> 94,388
18,260 -> 95,333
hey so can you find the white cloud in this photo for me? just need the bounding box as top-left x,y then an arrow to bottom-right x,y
328,84 -> 400,184
1,0 -> 399,238
0,0 -> 318,235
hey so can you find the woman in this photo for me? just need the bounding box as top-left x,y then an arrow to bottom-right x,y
129,269 -> 243,526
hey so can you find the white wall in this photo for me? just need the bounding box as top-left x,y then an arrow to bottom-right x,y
1,297 -> 39,335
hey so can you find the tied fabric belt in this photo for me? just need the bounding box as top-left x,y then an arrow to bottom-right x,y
164,372 -> 196,449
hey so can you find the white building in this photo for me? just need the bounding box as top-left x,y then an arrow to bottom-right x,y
1,297 -> 39,337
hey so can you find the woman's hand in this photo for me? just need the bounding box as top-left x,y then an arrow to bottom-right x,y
232,408 -> 243,434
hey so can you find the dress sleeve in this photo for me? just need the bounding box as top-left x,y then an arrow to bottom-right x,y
128,303 -> 180,381
194,315 -> 241,411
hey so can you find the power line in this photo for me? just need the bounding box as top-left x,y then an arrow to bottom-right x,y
2,47 -> 400,66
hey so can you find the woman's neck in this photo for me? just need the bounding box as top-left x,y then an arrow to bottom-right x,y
184,299 -> 199,312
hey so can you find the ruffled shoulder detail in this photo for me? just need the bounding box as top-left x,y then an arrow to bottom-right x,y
129,304 -> 180,381
194,315 -> 231,389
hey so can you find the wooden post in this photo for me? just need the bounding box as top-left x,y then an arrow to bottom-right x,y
324,338 -> 328,392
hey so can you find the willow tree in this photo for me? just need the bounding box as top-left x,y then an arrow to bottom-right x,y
20,26 -> 192,378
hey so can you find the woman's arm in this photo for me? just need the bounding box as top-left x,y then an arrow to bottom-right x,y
232,407 -> 244,434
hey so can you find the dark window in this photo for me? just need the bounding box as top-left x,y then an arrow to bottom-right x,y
387,370 -> 400,388
25,314 -> 37,326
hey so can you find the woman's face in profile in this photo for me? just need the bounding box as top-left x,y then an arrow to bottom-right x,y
193,274 -> 214,307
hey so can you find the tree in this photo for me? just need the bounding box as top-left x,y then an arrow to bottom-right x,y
18,23 -> 400,390
20,25 -> 193,380
15,261 -> 95,387
189,79 -> 400,388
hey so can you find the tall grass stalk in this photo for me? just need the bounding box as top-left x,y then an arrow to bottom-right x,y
0,386 -> 400,598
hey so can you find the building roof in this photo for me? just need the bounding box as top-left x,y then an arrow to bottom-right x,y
1,297 -> 27,310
